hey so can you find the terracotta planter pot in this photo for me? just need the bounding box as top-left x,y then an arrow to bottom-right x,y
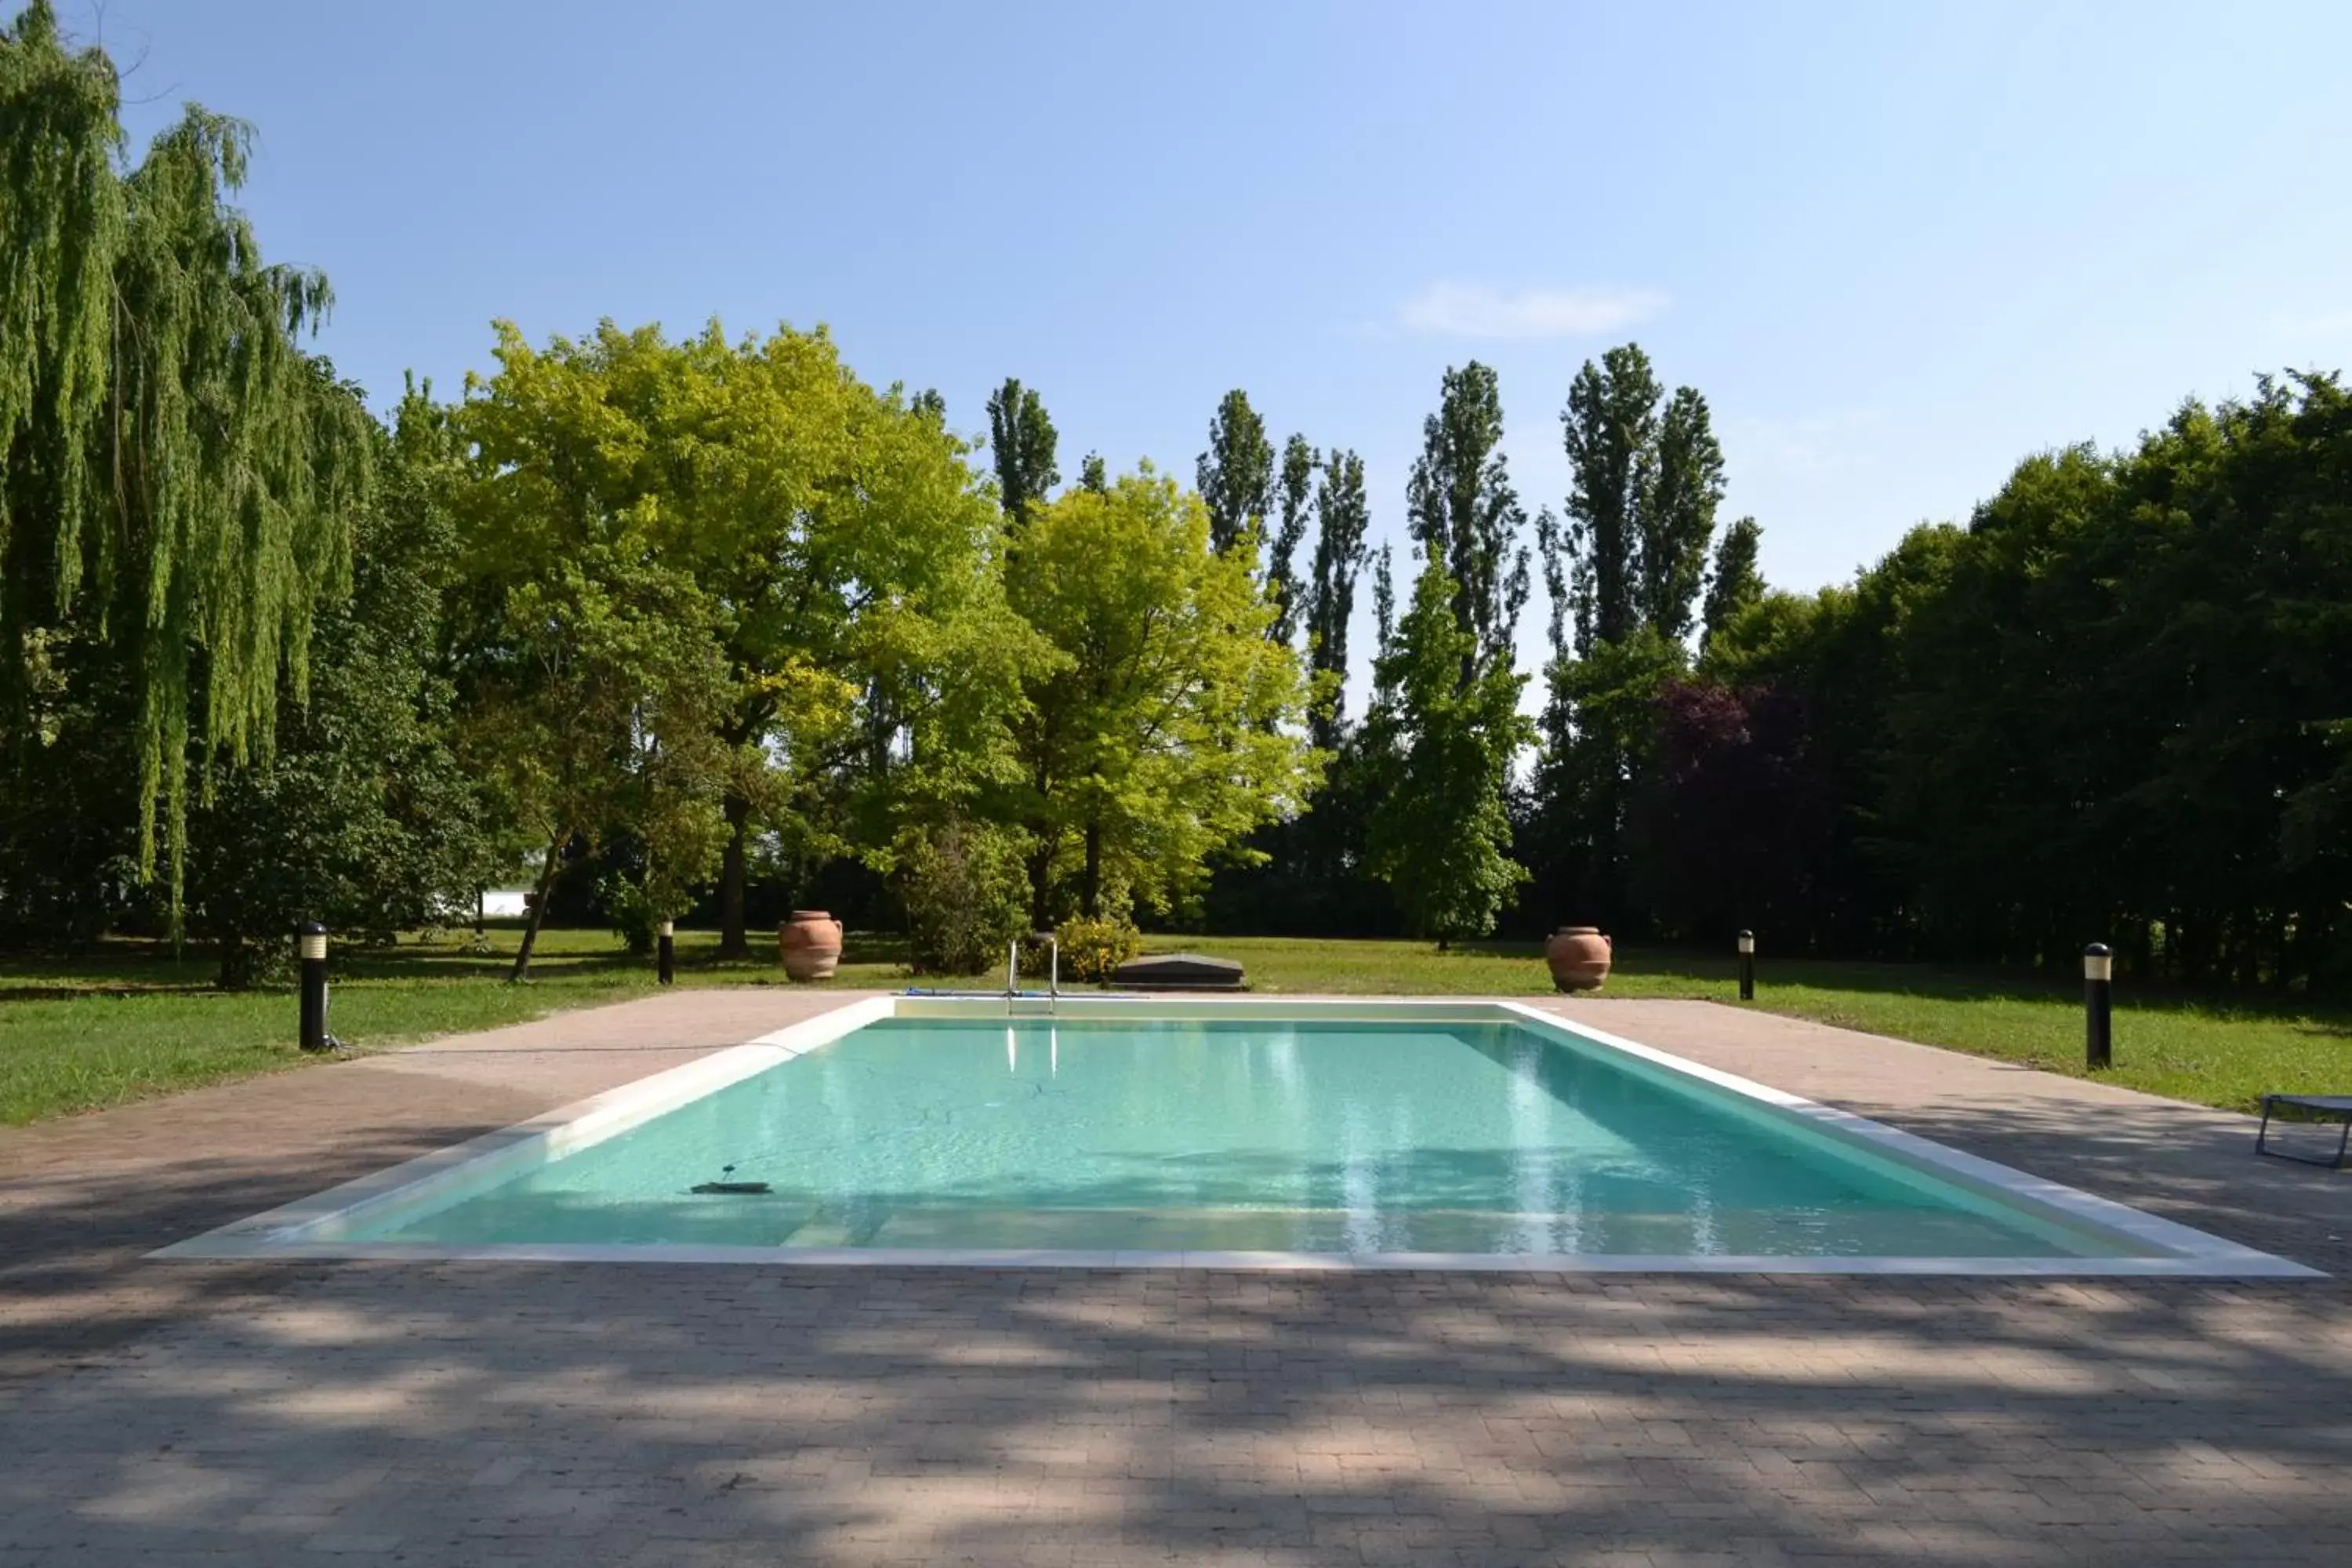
778,909 -> 843,982
1545,927 -> 1612,993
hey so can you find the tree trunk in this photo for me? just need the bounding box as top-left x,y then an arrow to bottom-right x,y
215,934 -> 250,991
1027,843 -> 1054,932
508,837 -> 565,984
1081,821 -> 1103,918
717,793 -> 751,958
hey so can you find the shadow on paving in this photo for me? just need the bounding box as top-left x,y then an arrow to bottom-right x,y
1807,1091 -> 2352,1281
0,1261 -> 2349,1566
0,1094 -> 2349,1562
0,1122 -> 500,1384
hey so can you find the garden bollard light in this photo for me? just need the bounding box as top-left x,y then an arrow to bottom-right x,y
657,920 -> 674,985
2084,942 -> 2113,1069
299,921 -> 330,1053
1737,930 -> 1755,1001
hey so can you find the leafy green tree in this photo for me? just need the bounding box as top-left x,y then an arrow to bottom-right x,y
1869,454 -> 2114,966
1405,363 -> 1529,674
1196,390 -> 1273,556
1642,388 -> 1726,641
985,377 -> 1059,522
2,2 -> 373,927
1266,434 -> 1316,644
1704,539 -> 1955,955
2132,376 -> 2352,988
892,816 -> 1030,975
0,590 -> 143,945
1304,448 -> 1370,749
1533,507 -> 1571,663
185,382 -> 494,985
1078,452 -> 1109,493
644,326 -> 1018,956
1363,563 -> 1533,945
1700,516 -> 1765,651
1372,544 -> 1397,644
1679,372 -> 2352,982
1527,626 -> 1688,930
1003,467 -> 1318,924
446,326 -> 742,980
1552,343 -> 1728,652
1204,466 -> 1385,938
446,319 -> 1020,959
1557,345 -> 1661,652
1534,345 -> 1734,927
1624,677 -> 1826,944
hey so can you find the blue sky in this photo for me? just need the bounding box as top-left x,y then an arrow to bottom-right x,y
53,0 -> 2352,688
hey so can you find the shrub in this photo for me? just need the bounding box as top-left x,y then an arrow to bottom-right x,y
1055,915 -> 1142,983
601,875 -> 662,956
896,820 -> 1030,976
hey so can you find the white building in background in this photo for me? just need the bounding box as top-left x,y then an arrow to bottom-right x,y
479,889 -> 532,918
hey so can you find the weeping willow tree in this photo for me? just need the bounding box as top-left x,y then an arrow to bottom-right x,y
1,1 -> 372,928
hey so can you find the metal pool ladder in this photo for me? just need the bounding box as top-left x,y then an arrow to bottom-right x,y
1006,934 -> 1058,1018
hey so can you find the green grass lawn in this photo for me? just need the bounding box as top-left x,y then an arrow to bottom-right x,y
3,927 -> 2346,1126
0,926 -> 907,1127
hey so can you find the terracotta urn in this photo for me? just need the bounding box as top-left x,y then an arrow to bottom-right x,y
778,909 -> 843,982
1545,927 -> 1612,993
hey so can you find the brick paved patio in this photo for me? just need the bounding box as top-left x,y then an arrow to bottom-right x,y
3,991 -> 2348,1564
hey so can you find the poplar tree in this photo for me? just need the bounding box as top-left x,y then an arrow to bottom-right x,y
1538,343 -> 1737,930
1700,516 -> 1765,651
1363,563 -> 1533,946
1304,448 -> 1370,748
1196,390 -> 1273,556
1554,343 -> 1727,652
1642,388 -> 1727,641
1,2 -> 373,927
1266,434 -> 1316,644
985,377 -> 1058,522
1558,344 -> 1663,654
1404,363 -> 1529,676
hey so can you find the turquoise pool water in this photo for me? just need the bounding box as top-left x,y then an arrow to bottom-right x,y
354,1017 -> 2138,1258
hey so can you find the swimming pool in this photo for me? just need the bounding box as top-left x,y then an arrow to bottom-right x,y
158,997 -> 2314,1276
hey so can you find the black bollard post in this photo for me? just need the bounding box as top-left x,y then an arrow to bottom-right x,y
657,919 -> 675,985
1737,930 -> 1755,1002
2084,942 -> 2113,1070
299,921 -> 330,1053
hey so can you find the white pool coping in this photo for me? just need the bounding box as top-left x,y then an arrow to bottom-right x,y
152,994 -> 2322,1279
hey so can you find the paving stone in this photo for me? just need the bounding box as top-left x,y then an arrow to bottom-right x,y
2,990 -> 2350,1563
